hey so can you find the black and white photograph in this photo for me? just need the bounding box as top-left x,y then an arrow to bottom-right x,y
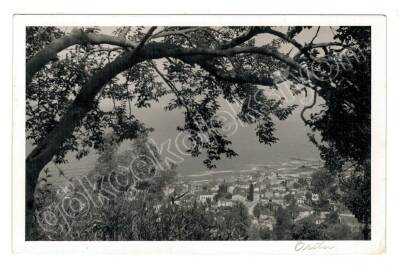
9,14 -> 387,255
23,23 -> 374,242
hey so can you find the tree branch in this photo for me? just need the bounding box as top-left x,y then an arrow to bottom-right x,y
219,27 -> 262,49
309,26 -> 321,46
194,60 -> 276,86
301,87 -> 318,125
293,42 -> 346,59
150,60 -> 190,112
26,28 -> 140,86
263,27 -> 305,52
134,27 -> 157,51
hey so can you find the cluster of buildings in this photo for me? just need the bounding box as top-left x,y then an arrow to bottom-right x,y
162,159 -> 362,234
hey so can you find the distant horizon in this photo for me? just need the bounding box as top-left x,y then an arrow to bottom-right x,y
36,147 -> 321,184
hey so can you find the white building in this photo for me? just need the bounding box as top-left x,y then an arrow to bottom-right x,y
198,191 -> 216,203
218,199 -> 233,207
232,194 -> 246,202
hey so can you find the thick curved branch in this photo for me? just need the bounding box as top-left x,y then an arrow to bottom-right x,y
25,27 -> 253,87
27,26 -> 312,88
26,28 -> 140,86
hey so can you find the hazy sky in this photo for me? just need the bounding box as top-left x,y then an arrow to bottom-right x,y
27,26 -> 336,176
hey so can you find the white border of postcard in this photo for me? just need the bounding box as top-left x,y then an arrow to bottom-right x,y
12,14 -> 386,254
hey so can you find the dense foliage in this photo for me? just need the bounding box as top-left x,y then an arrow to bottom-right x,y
307,27 -> 371,238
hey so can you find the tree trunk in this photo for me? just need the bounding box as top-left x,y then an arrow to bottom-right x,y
25,155 -> 51,240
